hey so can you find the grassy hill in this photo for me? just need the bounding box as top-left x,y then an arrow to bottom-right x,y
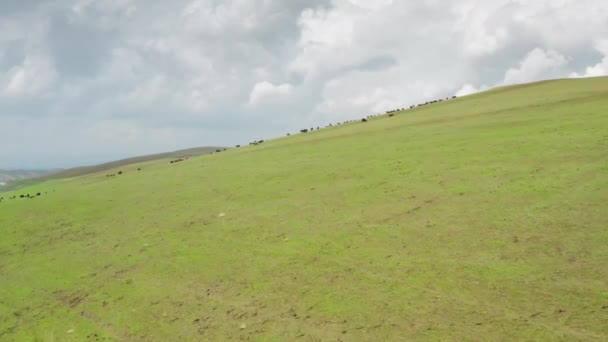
1,77 -> 607,341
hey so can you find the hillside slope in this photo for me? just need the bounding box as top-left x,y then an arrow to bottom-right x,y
1,77 -> 607,341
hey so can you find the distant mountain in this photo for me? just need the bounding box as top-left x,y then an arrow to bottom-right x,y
0,170 -> 58,185
41,146 -> 224,181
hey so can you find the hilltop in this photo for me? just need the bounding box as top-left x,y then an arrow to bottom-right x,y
1,77 -> 607,340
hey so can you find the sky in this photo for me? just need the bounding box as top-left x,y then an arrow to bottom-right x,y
1,0 -> 607,169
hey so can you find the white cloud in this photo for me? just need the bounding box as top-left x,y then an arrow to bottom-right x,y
71,0 -> 137,27
349,0 -> 394,11
456,83 -> 484,97
248,81 -> 292,106
454,1 -> 511,57
123,75 -> 168,107
571,40 -> 608,78
502,48 -> 569,85
2,54 -> 56,97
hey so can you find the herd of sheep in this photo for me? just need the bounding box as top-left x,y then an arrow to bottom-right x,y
1,95 -> 457,202
227,94 -> 459,150
1,192 -> 43,202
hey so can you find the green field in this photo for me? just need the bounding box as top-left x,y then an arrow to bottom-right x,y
1,77 -> 607,341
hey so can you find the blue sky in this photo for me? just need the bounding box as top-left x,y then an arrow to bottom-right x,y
1,0 -> 607,169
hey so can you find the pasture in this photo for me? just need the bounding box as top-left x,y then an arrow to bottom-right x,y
1,77 -> 607,340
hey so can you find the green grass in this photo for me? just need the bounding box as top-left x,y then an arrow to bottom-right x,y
1,77 -> 608,341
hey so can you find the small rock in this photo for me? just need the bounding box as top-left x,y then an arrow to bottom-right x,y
240,323 -> 247,330
67,329 -> 74,334
218,213 -> 226,218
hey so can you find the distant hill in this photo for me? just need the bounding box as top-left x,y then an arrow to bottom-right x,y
0,170 -> 57,184
0,146 -> 223,191
43,146 -> 224,180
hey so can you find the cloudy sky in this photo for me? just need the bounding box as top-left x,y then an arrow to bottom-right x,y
1,0 -> 607,169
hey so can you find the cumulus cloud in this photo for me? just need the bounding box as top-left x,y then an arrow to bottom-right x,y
571,40 -> 608,78
455,84 -> 485,97
2,54 -> 56,98
502,48 -> 569,85
248,81 -> 293,106
1,0 -> 608,168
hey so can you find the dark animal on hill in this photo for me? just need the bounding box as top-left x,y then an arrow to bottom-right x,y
362,118 -> 368,122
300,129 -> 308,133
